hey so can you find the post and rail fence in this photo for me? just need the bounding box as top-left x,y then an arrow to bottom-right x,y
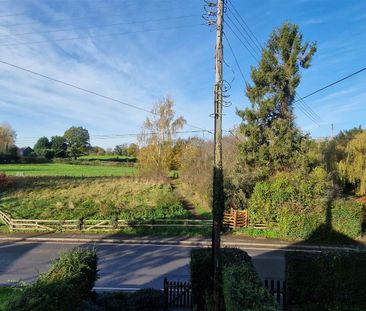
0,208 -> 212,232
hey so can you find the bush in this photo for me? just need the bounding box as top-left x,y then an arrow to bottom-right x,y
0,173 -> 11,190
128,289 -> 164,311
190,248 -> 277,311
249,169 -> 329,239
78,289 -> 164,311
223,265 -> 279,311
286,251 -> 366,310
5,248 -> 98,311
331,199 -> 363,238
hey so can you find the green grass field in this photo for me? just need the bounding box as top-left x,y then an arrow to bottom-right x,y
78,155 -> 136,162
0,177 -> 187,221
0,163 -> 137,177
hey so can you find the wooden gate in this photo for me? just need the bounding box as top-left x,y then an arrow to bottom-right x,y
223,208 -> 248,229
264,279 -> 287,310
163,278 -> 192,310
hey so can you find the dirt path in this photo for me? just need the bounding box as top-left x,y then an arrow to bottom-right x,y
170,179 -> 204,220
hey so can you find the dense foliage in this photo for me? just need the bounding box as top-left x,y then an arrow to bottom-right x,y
236,23 -> 316,187
286,251 -> 366,310
338,131 -> 366,195
331,199 -> 364,239
248,168 -> 329,239
5,248 -> 97,311
79,289 -> 164,311
190,248 -> 278,311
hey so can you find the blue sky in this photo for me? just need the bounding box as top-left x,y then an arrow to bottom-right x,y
0,0 -> 365,148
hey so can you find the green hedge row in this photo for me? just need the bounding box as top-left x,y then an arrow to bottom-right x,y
79,289 -> 164,311
190,248 -> 278,311
286,251 -> 366,311
248,170 -> 364,240
331,199 -> 364,239
5,248 -> 98,311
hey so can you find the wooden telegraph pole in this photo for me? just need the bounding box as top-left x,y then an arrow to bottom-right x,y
212,0 -> 224,310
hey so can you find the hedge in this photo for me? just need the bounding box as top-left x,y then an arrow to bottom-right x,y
78,289 -> 164,311
5,248 -> 98,311
248,169 -> 330,240
331,199 -> 364,239
190,248 -> 278,311
286,251 -> 366,310
223,265 -> 279,311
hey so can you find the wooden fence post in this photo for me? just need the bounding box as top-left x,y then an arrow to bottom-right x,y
163,277 -> 168,311
233,209 -> 237,229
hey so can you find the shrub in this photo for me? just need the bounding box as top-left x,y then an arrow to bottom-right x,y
223,265 -> 279,311
331,199 -> 363,238
190,248 -> 276,311
5,248 -> 98,311
0,173 -> 11,190
286,251 -> 366,310
249,169 -> 329,239
128,289 -> 164,311
78,289 -> 164,311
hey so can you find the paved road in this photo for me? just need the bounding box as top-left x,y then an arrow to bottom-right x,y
0,240 -> 286,289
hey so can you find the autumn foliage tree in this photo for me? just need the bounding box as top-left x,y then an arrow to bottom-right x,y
138,97 -> 186,177
338,131 -> 366,195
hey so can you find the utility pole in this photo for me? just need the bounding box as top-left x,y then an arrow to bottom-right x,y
331,123 -> 334,140
212,0 -> 224,310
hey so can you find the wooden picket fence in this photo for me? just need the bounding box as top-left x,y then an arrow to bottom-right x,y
163,278 -> 192,310
0,208 -> 212,232
223,208 -> 248,229
264,279 -> 287,310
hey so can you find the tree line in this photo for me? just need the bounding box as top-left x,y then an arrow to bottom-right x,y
0,125 -> 138,163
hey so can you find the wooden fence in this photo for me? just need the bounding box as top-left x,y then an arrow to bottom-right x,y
223,208 -> 248,229
0,209 -> 212,232
264,279 -> 287,310
163,278 -> 192,310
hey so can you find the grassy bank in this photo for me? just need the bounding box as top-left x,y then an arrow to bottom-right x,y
0,163 -> 136,177
0,177 -> 188,221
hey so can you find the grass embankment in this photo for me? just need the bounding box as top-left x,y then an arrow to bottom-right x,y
0,177 -> 188,221
0,163 -> 136,177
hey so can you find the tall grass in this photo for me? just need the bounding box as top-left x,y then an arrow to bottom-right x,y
0,176 -> 188,221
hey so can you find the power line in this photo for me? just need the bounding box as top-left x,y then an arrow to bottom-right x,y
226,7 -> 262,54
227,0 -> 263,50
0,59 -> 210,133
224,20 -> 259,62
224,1 -> 321,125
17,130 -> 210,141
223,32 -> 247,83
0,23 -> 203,47
0,15 -> 200,38
295,66 -> 366,102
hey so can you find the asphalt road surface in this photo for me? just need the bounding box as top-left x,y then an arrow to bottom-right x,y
0,240 -> 285,290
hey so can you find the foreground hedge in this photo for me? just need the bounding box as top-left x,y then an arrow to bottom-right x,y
79,289 -> 164,311
286,251 -> 366,310
5,248 -> 98,311
190,248 -> 278,311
